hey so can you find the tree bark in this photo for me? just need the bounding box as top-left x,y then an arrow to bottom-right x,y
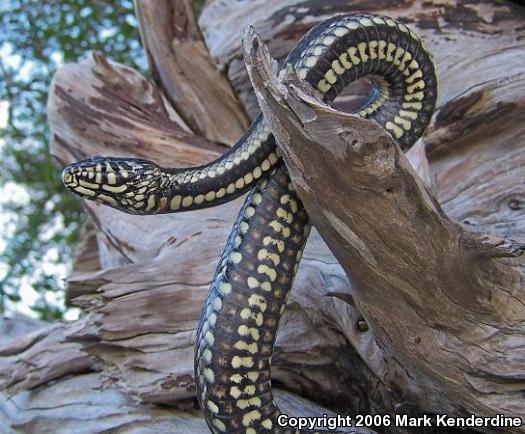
1,0 -> 524,433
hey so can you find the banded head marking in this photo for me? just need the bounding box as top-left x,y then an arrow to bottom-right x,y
62,156 -> 172,214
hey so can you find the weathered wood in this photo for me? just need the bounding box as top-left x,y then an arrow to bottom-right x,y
0,316 -> 342,434
134,0 -> 249,144
200,0 -> 525,121
244,23 -> 525,429
1,0 -> 524,432
0,320 -> 93,396
48,52 -> 225,171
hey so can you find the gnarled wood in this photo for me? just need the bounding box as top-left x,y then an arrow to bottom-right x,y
0,316 -> 341,434
244,24 -> 525,429
1,0 -> 524,432
135,0 -> 249,144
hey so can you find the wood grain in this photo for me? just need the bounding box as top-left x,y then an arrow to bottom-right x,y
1,0 -> 524,432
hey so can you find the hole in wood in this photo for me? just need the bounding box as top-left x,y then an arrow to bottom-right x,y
357,318 -> 369,332
509,199 -> 522,210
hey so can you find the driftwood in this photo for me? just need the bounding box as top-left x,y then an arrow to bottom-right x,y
245,23 -> 525,424
1,0 -> 524,433
0,316 -> 338,434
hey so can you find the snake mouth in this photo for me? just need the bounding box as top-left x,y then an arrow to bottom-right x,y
62,156 -> 167,213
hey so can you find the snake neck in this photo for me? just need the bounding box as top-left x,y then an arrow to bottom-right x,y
163,118 -> 279,212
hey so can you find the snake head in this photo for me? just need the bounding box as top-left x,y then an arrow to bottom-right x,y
62,156 -> 171,214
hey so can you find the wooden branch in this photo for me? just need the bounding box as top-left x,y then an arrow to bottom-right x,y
0,320 -> 94,396
47,52 -> 225,170
1,1 -> 523,431
244,26 -> 525,427
134,0 -> 249,144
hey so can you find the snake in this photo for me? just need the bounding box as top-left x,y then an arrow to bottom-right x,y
62,13 -> 437,434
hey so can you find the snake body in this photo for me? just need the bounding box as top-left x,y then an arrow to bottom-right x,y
62,14 -> 437,434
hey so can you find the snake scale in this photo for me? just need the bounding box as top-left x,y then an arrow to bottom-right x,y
62,13 -> 437,434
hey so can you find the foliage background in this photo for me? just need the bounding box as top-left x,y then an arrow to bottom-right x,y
0,0 -> 147,320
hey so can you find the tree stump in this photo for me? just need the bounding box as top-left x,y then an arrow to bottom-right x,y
1,1 -> 524,433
